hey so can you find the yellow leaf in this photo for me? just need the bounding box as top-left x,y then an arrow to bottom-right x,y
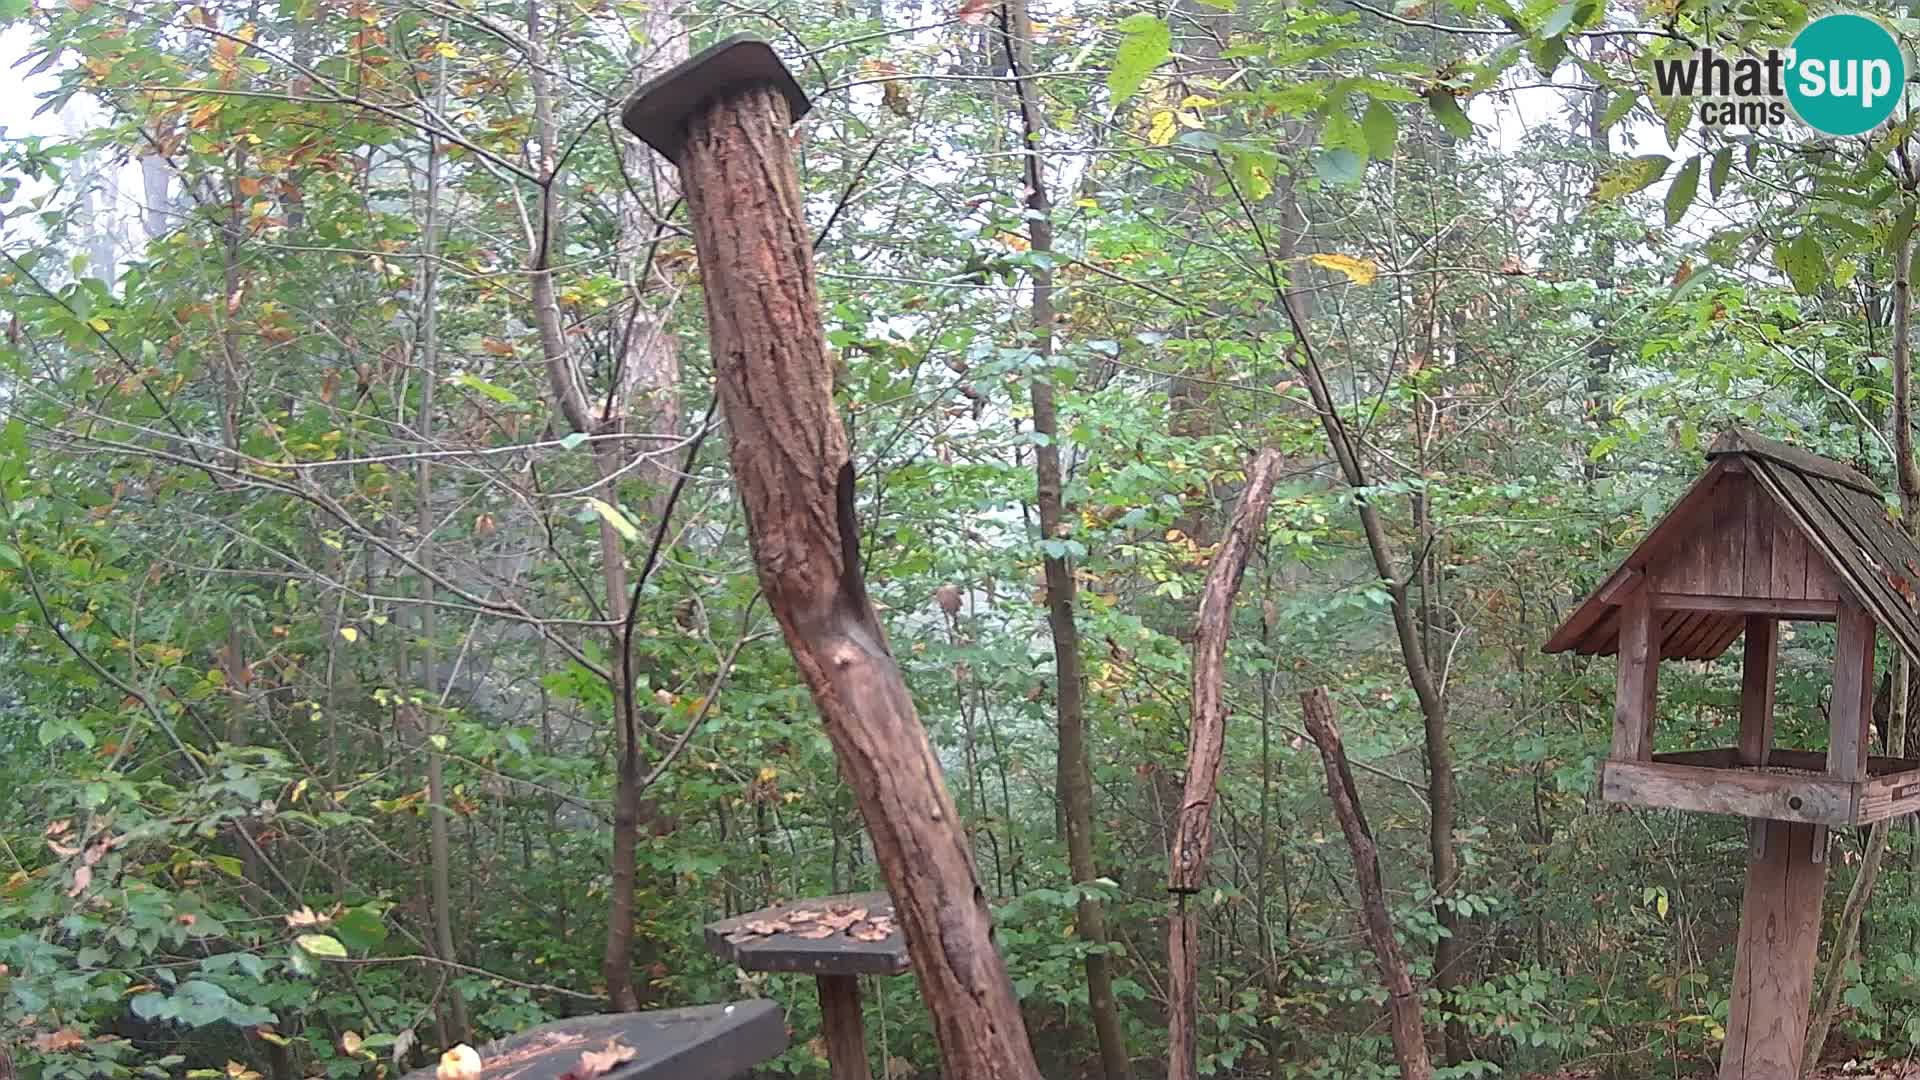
1148,110 -> 1177,146
1308,253 -> 1379,286
1179,94 -> 1216,108
585,498 -> 640,543
87,318 -> 110,332
338,627 -> 358,643
1177,111 -> 1204,129
1656,891 -> 1669,919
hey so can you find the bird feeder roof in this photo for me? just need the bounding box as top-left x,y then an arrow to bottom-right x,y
1544,429 -> 1920,665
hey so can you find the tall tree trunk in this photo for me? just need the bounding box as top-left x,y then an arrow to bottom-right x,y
524,0 -> 682,1011
1581,52 -> 1616,485
997,5 -> 1129,1076
412,91 -> 470,1043
663,73 -> 1043,1080
1804,214 -> 1918,1075
1168,450 -> 1282,1080
601,6 -> 687,1009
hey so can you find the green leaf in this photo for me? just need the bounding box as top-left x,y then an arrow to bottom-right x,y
1315,148 -> 1365,187
1539,0 -> 1578,37
559,431 -> 589,451
449,372 -> 522,407
296,934 -> 348,959
585,497 -> 641,543
1320,108 -> 1367,156
1709,148 -> 1732,197
1665,155 -> 1701,226
1599,90 -> 1638,130
1425,90 -> 1473,140
1662,94 -> 1689,149
0,0 -> 27,23
1108,15 -> 1171,105
1529,35 -> 1568,75
334,906 -> 389,952
1361,99 -> 1398,158
1890,202 -> 1915,259
1782,232 -> 1826,296
1593,154 -> 1670,201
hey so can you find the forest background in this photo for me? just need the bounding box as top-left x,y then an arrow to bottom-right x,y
3,0 -> 1917,1077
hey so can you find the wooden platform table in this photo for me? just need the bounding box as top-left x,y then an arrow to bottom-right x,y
705,892 -> 909,1080
399,1001 -> 785,1080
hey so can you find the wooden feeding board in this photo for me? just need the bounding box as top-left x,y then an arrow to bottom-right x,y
398,1002 -> 785,1080
704,893 -> 908,1080
1603,748 -> 1920,826
705,891 -> 907,976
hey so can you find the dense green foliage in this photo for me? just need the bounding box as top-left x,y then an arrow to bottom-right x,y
7,0 -> 1920,1077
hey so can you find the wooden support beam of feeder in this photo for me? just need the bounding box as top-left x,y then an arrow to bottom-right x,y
1738,616 -> 1777,768
1830,595 -> 1877,783
1610,587 -> 1660,762
625,36 -> 1041,1080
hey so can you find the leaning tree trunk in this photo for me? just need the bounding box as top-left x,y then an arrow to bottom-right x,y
1167,449 -> 1282,1080
654,65 -> 1044,1080
1302,687 -> 1432,1080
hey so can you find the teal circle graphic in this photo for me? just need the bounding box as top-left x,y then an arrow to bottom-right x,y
1785,13 -> 1907,137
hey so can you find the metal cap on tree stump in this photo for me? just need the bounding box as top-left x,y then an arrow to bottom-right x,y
620,34 -> 812,163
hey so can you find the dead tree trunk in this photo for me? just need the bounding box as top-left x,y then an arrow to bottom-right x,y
1166,449 -> 1282,1080
1301,687 -> 1432,1080
625,40 -> 1043,1080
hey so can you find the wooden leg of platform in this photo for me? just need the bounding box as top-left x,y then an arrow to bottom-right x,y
1720,819 -> 1828,1080
817,974 -> 872,1080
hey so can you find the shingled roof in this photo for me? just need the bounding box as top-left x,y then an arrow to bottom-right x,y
1544,429 -> 1920,667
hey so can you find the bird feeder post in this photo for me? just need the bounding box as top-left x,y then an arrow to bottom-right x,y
816,974 -> 870,1080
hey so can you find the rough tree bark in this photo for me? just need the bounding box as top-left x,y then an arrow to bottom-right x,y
666,74 -> 1043,1080
1301,687 -> 1432,1080
1167,449 -> 1283,1080
995,3 -> 1129,1076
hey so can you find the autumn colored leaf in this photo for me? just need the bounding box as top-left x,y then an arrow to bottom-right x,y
1308,253 -> 1379,286
576,1039 -> 638,1079
32,1029 -> 86,1053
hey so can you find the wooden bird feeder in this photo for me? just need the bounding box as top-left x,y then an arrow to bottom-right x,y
1545,428 -> 1920,1078
705,893 -> 909,1080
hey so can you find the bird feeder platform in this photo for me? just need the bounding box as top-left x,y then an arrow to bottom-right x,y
399,1002 -> 785,1080
1545,428 -> 1920,1080
705,892 -> 908,1080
